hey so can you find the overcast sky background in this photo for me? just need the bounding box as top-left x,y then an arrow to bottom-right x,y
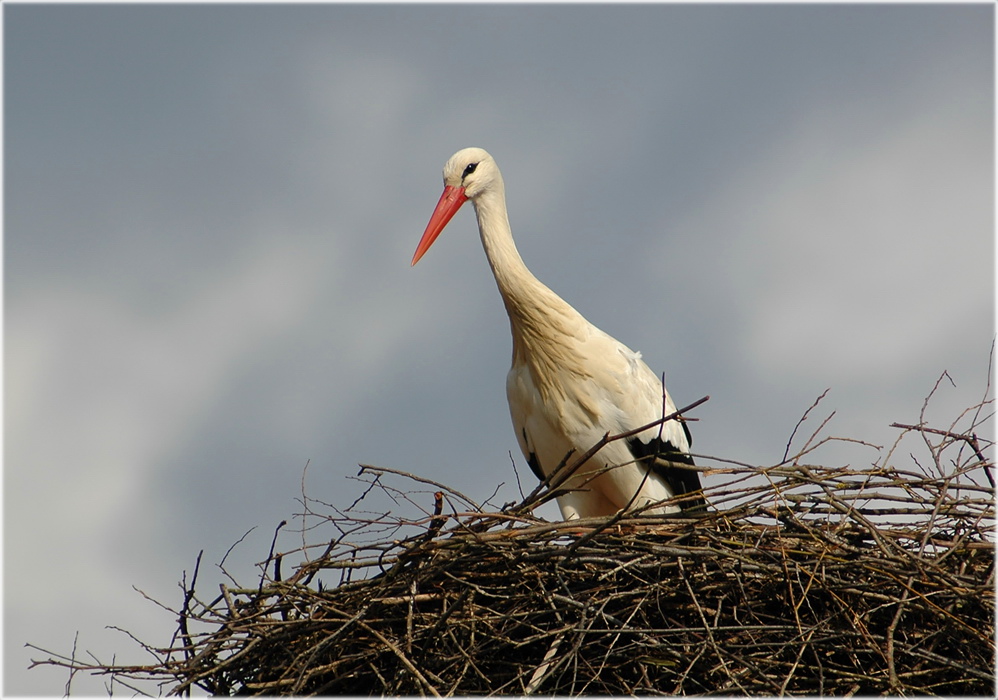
6,4 -> 994,695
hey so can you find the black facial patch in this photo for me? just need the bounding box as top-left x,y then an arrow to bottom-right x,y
462,162 -> 478,179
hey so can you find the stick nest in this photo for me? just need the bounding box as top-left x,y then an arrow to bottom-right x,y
32,391 -> 996,696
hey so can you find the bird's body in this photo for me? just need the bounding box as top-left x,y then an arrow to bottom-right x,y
413,148 -> 704,519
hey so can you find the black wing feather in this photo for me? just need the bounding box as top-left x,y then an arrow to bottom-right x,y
627,434 -> 706,513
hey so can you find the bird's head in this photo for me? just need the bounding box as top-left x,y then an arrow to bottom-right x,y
411,147 -> 500,266
441,147 -> 498,199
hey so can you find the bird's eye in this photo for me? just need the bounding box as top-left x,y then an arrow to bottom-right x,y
462,163 -> 478,178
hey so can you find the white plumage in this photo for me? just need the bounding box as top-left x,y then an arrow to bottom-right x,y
412,147 -> 704,519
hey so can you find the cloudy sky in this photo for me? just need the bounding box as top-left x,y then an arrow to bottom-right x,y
6,4 -> 993,695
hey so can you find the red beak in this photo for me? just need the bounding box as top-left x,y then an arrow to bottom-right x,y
411,185 -> 469,266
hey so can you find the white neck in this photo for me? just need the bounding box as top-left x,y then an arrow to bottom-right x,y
470,182 -> 581,362
471,184 -> 533,300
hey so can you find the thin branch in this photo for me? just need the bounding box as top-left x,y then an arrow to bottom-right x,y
783,388 -> 830,463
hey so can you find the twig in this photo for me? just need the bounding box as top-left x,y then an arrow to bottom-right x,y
890,421 -> 994,487
358,464 -> 483,511
783,388 -> 830,463
178,551 -> 203,676
261,521 -> 286,594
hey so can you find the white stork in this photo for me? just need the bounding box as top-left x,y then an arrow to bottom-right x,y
412,147 -> 704,519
